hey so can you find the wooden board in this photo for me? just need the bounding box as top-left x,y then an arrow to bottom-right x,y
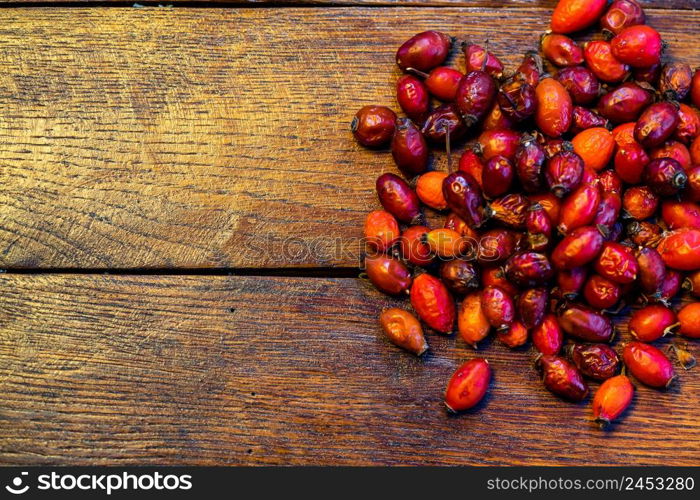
0,274 -> 697,465
1,7 -> 700,269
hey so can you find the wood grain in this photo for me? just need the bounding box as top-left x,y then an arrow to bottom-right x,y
0,273 -> 697,465
0,7 -> 699,269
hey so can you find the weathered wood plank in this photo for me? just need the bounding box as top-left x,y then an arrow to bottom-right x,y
0,274 -> 697,465
0,7 -> 699,269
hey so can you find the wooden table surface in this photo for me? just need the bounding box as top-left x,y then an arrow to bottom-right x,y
0,1 -> 699,466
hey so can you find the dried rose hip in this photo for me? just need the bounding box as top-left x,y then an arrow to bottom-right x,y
514,50 -> 543,87
517,287 -> 548,329
364,210 -> 400,253
659,62 -> 693,101
530,192 -> 562,225
396,31 -> 452,72
593,375 -> 634,427
459,292 -> 491,348
396,75 -> 429,121
533,314 -> 564,355
478,228 -> 518,265
365,254 -> 412,295
584,40 -> 629,83
440,259 -> 479,295
542,33 -> 583,67
376,173 -> 421,223
416,171 -> 448,210
558,304 -> 614,343
551,0 -> 608,34
535,78 -> 572,137
571,107 -> 609,134
557,267 -> 588,300
600,0 -> 645,35
627,221 -> 662,247
410,273 -> 455,334
456,70 -> 498,126
545,151 -> 584,198
443,171 -> 488,227
537,355 -> 589,402
594,241 -> 638,284
464,43 -> 504,78
379,308 -> 428,355
458,149 -> 485,186
622,185 -> 658,220
611,25 -> 662,68
678,302 -> 700,338
489,193 -> 529,229
555,66 -> 600,106
352,106 -> 396,147
583,274 -> 621,310
657,228 -> 700,270
594,192 -> 622,234
421,103 -> 467,144
597,82 -> 652,124
391,118 -> 429,176
569,343 -> 620,381
629,304 -> 678,342
526,203 -> 553,251
644,158 -> 687,196
636,246 -> 666,296
482,265 -> 519,297
622,341 -> 675,388
675,104 -> 700,145
497,79 -> 537,123
481,286 -> 515,331
552,225 -> 604,270
515,136 -> 547,193
398,225 -> 433,267
506,251 -> 554,287
444,358 -> 491,412
634,102 -> 680,149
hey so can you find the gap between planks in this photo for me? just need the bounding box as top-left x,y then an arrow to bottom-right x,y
0,267 -> 360,278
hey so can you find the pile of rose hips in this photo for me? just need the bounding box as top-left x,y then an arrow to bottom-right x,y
353,0 -> 700,428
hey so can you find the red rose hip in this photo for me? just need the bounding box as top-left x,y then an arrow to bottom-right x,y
352,106 -> 397,147
629,305 -> 677,342
593,375 -> 634,428
410,273 -> 455,334
396,75 -> 429,121
444,358 -> 491,412
611,25 -> 662,68
622,341 -> 675,388
396,31 -> 452,72
537,355 -> 589,402
533,314 -> 564,355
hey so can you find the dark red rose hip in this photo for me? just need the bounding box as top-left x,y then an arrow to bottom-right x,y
421,103 -> 467,144
505,252 -> 554,287
555,66 -> 600,106
396,75 -> 429,121
537,355 -> 589,402
558,304 -> 614,343
569,343 -> 620,381
391,118 -> 429,176
396,31 -> 452,72
376,173 -> 421,223
443,171 -> 488,227
517,287 -> 548,329
634,102 -> 680,149
456,70 -> 498,127
352,106 -> 397,147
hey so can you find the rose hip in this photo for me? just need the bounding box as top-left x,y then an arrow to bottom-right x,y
515,137 -> 547,193
622,186 -> 658,220
478,228 -> 517,265
675,104 -> 700,145
365,254 -> 412,295
482,155 -> 514,199
481,286 -> 515,331
657,228 -> 700,270
555,66 -> 600,106
594,242 -> 638,284
627,221 -> 662,247
545,151 -> 584,198
458,149 -> 484,186
678,302 -> 700,338
614,142 -> 649,184
612,121 -> 637,147
594,192 -> 623,234
569,343 -> 620,381
482,266 -> 519,297
352,106 -> 396,147
557,267 -> 588,300
396,75 -> 429,121
530,193 -> 562,225
629,304 -> 678,342
456,71 -> 498,127
572,127 -> 615,172
478,128 -> 520,161
444,358 -> 491,412
597,82 -> 652,124
584,41 -> 629,83
601,0 -> 645,35
537,355 -> 589,402
593,375 -> 634,427
416,171 -> 448,210
364,210 -> 400,253
634,102 -> 680,149
396,31 -> 452,72
506,251 -> 554,287
533,314 -> 564,355
535,78 -> 572,137
514,50 -> 543,87
459,292 -> 491,348
422,66 -> 464,102
391,118 -> 429,176
542,33 -> 583,67
644,158 -> 687,196
443,171 -> 488,227
636,246 -> 666,296
542,138 -> 574,159
482,103 -> 514,131
440,259 -> 479,295
584,274 -> 621,309
379,308 -> 428,356
552,225 -> 604,270
558,304 -> 614,343
421,103 -> 467,144
410,273 -> 455,334
693,69 -> 700,108
527,203 -> 553,251
551,0 -> 608,34
558,184 -> 602,235
425,228 -> 467,259
464,43 -> 504,78
498,320 -> 529,349
517,287 -> 548,329
376,173 -> 421,223
596,169 -> 626,192
571,107 -> 609,134
611,25 -> 662,68
684,271 -> 700,298
623,341 -> 675,388
661,200 -> 700,230
398,225 -> 433,267
650,141 -> 691,171
489,193 -> 529,229
497,79 -> 537,123
658,269 -> 682,304
659,62 -> 693,101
